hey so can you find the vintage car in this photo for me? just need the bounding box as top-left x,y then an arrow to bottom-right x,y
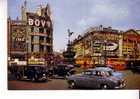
52,64 -> 75,79
67,67 -> 125,89
126,60 -> 140,73
10,65 -> 48,82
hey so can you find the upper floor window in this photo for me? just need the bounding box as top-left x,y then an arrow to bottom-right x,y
31,27 -> 34,32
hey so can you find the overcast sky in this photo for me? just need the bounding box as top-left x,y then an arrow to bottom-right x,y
8,0 -> 140,52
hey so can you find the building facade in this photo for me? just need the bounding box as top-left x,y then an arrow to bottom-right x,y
122,29 -> 140,59
8,18 -> 27,61
8,2 -> 53,66
72,26 -> 140,67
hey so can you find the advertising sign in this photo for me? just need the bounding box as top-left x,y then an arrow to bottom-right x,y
27,13 -> 51,28
11,22 -> 26,51
103,42 -> 118,51
28,58 -> 45,65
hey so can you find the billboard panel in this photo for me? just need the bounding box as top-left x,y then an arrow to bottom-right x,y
11,21 -> 26,51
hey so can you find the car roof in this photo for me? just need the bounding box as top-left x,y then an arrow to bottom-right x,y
87,67 -> 113,72
13,65 -> 46,67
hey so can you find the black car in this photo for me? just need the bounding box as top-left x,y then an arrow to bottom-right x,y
52,64 -> 75,78
126,60 -> 140,73
10,65 -> 48,82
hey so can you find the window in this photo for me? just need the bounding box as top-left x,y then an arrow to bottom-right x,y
46,37 -> 51,43
95,71 -> 101,76
31,44 -> 34,52
95,71 -> 111,77
92,71 -> 96,75
31,27 -> 34,32
31,36 -> 34,42
83,71 -> 92,75
39,28 -> 44,33
39,36 -> 44,42
40,45 -> 44,52
46,46 -> 51,53
100,71 -> 110,77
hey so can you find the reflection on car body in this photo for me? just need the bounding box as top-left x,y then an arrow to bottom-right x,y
67,67 -> 125,89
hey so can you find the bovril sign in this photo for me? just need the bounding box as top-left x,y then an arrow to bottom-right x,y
27,13 -> 51,28
93,41 -> 119,51
103,42 -> 119,51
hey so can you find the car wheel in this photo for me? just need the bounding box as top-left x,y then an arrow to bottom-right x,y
100,84 -> 109,89
32,74 -> 38,82
69,81 -> 76,89
32,77 -> 35,82
16,74 -> 21,80
65,74 -> 70,79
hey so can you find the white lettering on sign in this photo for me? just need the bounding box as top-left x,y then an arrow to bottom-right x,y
28,17 -> 50,27
41,20 -> 46,27
28,18 -> 34,26
35,19 -> 40,26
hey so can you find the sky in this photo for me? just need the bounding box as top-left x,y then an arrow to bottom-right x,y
8,0 -> 140,52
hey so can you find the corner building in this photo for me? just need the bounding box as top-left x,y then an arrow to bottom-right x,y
72,26 -> 140,68
8,2 -> 53,65
72,26 -> 122,67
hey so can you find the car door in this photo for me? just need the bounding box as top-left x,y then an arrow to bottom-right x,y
88,71 -> 105,88
75,75 -> 86,88
85,71 -> 98,88
76,71 -> 93,88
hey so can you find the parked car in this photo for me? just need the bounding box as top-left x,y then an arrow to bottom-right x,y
126,60 -> 140,73
67,67 -> 125,89
52,64 -> 75,78
10,65 -> 48,82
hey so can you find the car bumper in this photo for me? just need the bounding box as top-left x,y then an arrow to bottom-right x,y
115,83 -> 126,89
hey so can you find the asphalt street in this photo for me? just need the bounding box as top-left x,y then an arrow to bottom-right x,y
8,70 -> 140,90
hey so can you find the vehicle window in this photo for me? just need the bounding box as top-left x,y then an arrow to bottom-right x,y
24,66 -> 27,71
100,71 -> 111,77
35,67 -> 38,70
83,71 -> 92,75
108,71 -> 112,76
95,71 -> 102,76
92,71 -> 96,75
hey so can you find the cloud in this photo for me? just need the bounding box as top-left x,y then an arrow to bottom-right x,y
8,0 -> 140,51
77,0 -> 131,30
91,3 -> 130,20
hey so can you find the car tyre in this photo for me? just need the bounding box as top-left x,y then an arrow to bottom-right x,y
32,74 -> 38,82
16,74 -> 21,80
32,77 -> 35,82
100,84 -> 109,89
69,81 -> 76,89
